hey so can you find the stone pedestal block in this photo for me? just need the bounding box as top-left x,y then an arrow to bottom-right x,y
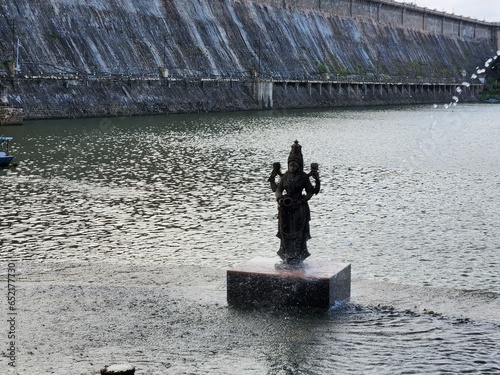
100,364 -> 135,375
227,257 -> 351,309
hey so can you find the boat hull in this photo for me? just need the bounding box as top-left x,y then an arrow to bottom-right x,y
0,155 -> 14,167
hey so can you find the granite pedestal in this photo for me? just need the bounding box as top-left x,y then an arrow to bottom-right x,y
227,257 -> 351,309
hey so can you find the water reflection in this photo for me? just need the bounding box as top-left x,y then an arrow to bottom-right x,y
1,105 -> 499,294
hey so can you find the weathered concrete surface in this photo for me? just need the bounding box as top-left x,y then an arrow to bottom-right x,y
4,78 -> 255,118
2,77 -> 480,119
0,0 -> 497,119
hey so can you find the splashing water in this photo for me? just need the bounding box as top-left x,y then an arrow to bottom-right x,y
436,50 -> 500,109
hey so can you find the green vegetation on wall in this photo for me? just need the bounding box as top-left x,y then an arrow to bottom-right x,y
481,59 -> 500,100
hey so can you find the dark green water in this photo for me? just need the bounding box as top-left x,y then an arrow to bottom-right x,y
2,105 -> 499,291
1,104 -> 499,374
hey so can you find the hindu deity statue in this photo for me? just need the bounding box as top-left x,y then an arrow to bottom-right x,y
268,141 -> 320,268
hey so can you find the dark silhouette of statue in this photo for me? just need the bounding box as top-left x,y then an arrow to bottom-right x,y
268,141 -> 320,268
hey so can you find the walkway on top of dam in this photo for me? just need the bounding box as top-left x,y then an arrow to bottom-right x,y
4,72 -> 483,88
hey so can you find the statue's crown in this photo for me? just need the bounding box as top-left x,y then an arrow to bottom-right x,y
287,140 -> 304,170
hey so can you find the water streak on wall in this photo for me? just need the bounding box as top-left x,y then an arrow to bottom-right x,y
0,0 -> 498,118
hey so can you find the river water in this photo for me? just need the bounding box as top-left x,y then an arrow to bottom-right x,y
1,104 -> 499,374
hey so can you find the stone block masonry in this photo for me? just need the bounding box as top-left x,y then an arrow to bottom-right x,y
0,0 -> 497,119
2,76 -> 482,120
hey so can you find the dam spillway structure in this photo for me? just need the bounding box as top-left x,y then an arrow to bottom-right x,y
0,0 -> 498,119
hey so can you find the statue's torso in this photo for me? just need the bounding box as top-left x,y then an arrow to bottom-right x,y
281,172 -> 308,197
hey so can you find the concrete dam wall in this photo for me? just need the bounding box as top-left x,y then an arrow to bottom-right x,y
1,0 -> 498,119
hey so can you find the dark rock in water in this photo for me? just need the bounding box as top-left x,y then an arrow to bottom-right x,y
100,364 -> 135,375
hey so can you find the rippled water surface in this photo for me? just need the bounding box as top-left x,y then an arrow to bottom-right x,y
2,105 -> 499,291
1,104 -> 500,374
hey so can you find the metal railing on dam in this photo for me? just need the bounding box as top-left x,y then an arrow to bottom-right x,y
5,72 -> 482,90
3,68 -> 479,85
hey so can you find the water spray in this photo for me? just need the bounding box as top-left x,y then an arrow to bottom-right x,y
438,49 -> 500,109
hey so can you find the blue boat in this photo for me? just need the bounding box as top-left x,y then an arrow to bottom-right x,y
0,136 -> 14,167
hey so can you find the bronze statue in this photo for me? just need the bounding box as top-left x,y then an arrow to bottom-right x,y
268,141 -> 320,268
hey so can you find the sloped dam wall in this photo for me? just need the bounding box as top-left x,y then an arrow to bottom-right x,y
1,0 -> 498,119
